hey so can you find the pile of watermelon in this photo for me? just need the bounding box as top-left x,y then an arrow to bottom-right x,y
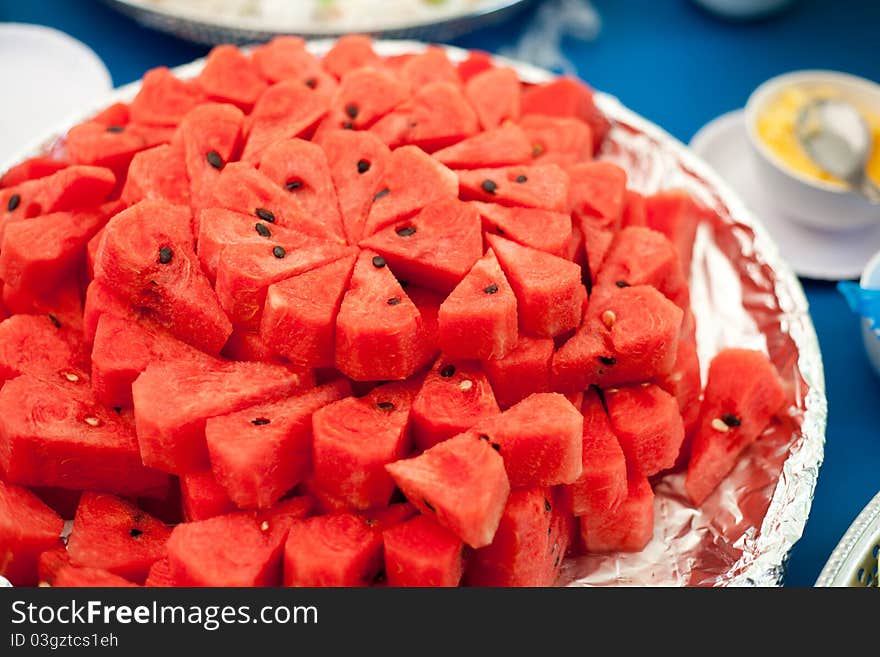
0,37 -> 788,587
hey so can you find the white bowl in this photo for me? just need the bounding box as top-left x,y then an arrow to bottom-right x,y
744,70 -> 880,231
859,249 -> 880,378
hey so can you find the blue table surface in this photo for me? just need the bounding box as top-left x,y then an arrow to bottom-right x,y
2,0 -> 879,586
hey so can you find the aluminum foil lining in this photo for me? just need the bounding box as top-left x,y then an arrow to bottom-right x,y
0,41 -> 827,588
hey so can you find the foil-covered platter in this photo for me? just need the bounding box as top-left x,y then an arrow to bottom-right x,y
0,40 -> 827,587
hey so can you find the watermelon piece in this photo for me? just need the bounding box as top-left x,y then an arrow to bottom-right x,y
386,433 -> 510,548
521,77 -> 610,154
65,120 -> 148,174
49,563 -> 139,587
520,115 -> 593,166
657,335 -> 702,442
121,144 -> 190,206
319,67 -> 409,133
567,161 -> 627,226
283,513 -> 383,587
468,392 -> 583,488
334,250 -> 424,381
580,473 -> 654,553
241,81 -> 329,163
2,279 -> 84,333
458,164 -> 569,212
552,285 -> 683,392
406,285 -> 443,370
487,234 -> 586,338
312,381 -> 414,510
132,358 -> 311,474
437,249 -> 518,360
257,138 -> 344,238
0,314 -> 88,387
252,37 -> 336,93
0,374 -> 170,496
473,202 -> 572,257
197,45 -> 268,112
36,544 -> 70,585
94,200 -> 233,354
90,101 -> 130,127
361,502 -> 418,531
323,35 -> 382,79
383,515 -> 464,587
0,156 -> 68,189
645,189 -> 706,274
570,389 -> 627,517
221,328 -> 284,363
319,130 -> 391,243
622,189 -> 648,228
483,334 -> 554,409
0,480 -> 64,585
144,558 -> 176,587
605,384 -> 685,477
686,349 -> 786,505
465,67 -> 521,130
399,46 -> 460,88
82,279 -> 131,344
370,81 -> 479,152
180,470 -> 236,521
457,50 -> 495,82
66,493 -> 170,583
360,198 -> 482,294
577,217 -> 614,291
432,123 -> 532,169
260,254 -> 357,368
130,67 -> 204,126
411,357 -> 500,450
206,380 -> 350,509
362,145 -> 458,238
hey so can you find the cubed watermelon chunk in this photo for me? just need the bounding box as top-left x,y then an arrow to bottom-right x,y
432,123 -> 532,169
464,67 -> 521,130
383,515 -> 464,587
458,164 -> 570,212
483,334 -> 554,409
580,473 -> 654,553
0,480 -> 64,585
180,470 -> 236,521
474,202 -> 572,257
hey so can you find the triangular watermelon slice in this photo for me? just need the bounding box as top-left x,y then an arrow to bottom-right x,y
473,201 -> 572,257
457,50 -> 494,81
465,67 -> 521,131
398,46 -> 461,88
0,314 -> 88,388
121,144 -> 190,206
432,123 -> 532,169
567,161 -> 627,227
322,35 -> 383,79
521,77 -> 610,154
458,163 -> 570,212
319,67 -> 409,133
197,45 -> 268,112
221,328 -> 284,363
130,67 -> 204,126
0,156 -> 68,188
251,36 -> 337,95
383,515 -> 464,587
645,189 -> 707,274
577,216 -> 614,291
579,473 -> 654,553
65,120 -> 148,175
483,334 -> 554,409
0,480 -> 64,585
520,115 -> 593,166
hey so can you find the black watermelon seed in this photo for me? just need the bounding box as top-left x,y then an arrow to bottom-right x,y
285,180 -> 303,192
377,401 -> 395,411
615,280 -> 630,288
515,175 -> 528,183
106,125 -> 125,133
483,284 -> 499,295
399,280 -> 410,289
598,356 -> 617,366
343,121 -> 354,130
273,246 -> 286,259
387,297 -> 401,306
481,179 -> 498,194
396,226 -> 416,237
357,159 -> 371,174
345,103 -> 359,119
373,188 -> 390,202
48,314 -> 61,329
255,207 -> 276,223
372,255 -> 386,268
255,223 -> 272,238
7,194 -> 21,212
532,143 -> 545,157
305,77 -> 317,89
113,407 -> 122,414
544,498 -> 552,512
491,443 -> 501,452
423,499 -> 436,512
158,246 -> 173,264
440,365 -> 456,378
251,417 -> 271,426
206,150 -> 223,169
129,528 -> 143,538
721,413 -> 742,428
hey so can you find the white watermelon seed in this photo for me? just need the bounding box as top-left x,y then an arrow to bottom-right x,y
84,416 -> 101,427
260,521 -> 270,532
63,372 -> 80,383
459,380 -> 473,391
601,310 -> 616,329
711,418 -> 730,433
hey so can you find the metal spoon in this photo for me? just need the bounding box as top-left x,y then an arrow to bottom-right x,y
796,98 -> 880,204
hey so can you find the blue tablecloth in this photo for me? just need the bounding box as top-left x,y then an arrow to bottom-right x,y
2,0 -> 879,586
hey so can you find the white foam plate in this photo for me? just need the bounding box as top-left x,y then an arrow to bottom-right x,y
689,109 -> 880,281
0,24 -> 112,166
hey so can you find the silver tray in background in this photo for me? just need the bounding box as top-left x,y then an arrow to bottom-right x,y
101,0 -> 537,45
0,41 -> 827,587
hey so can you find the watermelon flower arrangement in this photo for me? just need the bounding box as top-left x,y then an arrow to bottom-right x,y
0,36 -> 787,587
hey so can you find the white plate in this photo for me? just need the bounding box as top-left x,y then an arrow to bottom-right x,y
0,24 -> 112,166
689,109 -> 880,281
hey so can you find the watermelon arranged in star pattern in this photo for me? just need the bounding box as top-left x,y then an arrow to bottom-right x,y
0,37 -> 786,588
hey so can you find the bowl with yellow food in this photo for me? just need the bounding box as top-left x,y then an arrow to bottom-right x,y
744,70 -> 880,231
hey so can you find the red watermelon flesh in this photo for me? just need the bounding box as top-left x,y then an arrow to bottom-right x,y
570,389 -> 627,517
2,279 -> 84,334
0,480 -> 64,585
257,138 -> 344,238
0,374 -> 170,496
94,200 -> 233,354
399,46 -> 460,88
657,335 -> 702,442
458,164 -> 570,212
437,249 -> 518,361
521,77 -> 610,154
411,357 -> 500,451
66,492 -> 170,583
320,67 -> 409,133
383,514 -> 464,587
0,156 -> 68,189
130,67 -> 204,126
458,50 -> 494,81
312,381 -> 415,511
605,384 -> 685,477
577,216 -> 614,291
520,115 -> 593,166
144,558 -> 176,587
474,202 -> 572,257
49,563 -> 138,587
622,189 -> 648,228
567,161 -> 627,227
465,67 -> 521,130
469,392 -> 583,488
221,328 -> 284,363
359,197 -> 482,294
241,81 -> 329,163
645,189 -> 706,274
82,279 -> 133,344
370,81 -> 479,152
362,502 -> 418,531
0,314 -> 88,387
487,233 -> 586,338
432,123 -> 532,169
121,144 -> 190,206
580,473 -> 654,553
686,349 -> 785,505
180,470 -> 236,521
334,250 -> 424,381
197,45 -> 268,112
552,285 -> 683,392
283,513 -> 383,587
386,433 -> 510,548
323,35 -> 382,79
318,129 -> 391,244
88,100 -> 128,126
65,120 -> 148,175
251,36 -> 333,91
362,145 -> 457,238
206,380 -> 351,509
483,334 -> 553,409
132,358 -> 311,474
37,544 -> 70,585
406,285 -> 443,371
